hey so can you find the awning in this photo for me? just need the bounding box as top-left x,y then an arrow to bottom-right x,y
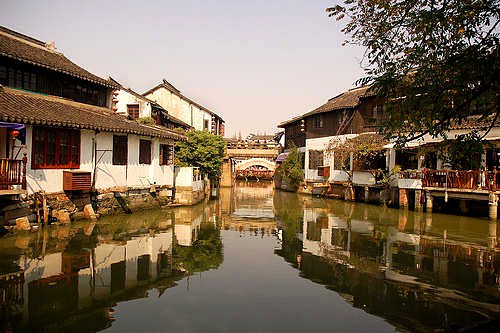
276,152 -> 289,162
0,122 -> 26,144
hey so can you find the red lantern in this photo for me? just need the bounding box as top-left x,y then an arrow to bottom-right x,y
9,130 -> 20,138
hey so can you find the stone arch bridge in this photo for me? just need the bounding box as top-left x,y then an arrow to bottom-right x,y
221,148 -> 280,185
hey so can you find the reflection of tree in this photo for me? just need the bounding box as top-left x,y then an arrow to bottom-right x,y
173,223 -> 223,274
273,191 -> 303,264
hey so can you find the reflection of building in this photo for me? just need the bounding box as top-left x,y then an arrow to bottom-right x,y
276,195 -> 500,332
0,199 -> 222,332
219,182 -> 277,235
11,230 -> 173,331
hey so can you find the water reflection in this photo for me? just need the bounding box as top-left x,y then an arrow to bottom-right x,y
274,193 -> 500,331
220,181 -> 277,237
1,182 -> 499,332
0,202 -> 222,333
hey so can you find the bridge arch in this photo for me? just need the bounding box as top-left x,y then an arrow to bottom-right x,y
235,158 -> 276,171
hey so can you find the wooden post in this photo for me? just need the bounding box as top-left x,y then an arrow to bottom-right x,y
21,153 -> 27,190
42,192 -> 48,224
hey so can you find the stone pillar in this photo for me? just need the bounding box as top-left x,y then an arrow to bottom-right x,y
399,189 -> 408,208
425,191 -> 433,212
364,186 -> 369,203
220,159 -> 233,187
488,220 -> 498,249
489,192 -> 498,220
414,190 -> 423,211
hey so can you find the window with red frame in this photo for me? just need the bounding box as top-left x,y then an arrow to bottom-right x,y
127,104 -> 139,119
32,127 -> 80,169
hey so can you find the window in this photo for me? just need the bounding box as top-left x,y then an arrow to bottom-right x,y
159,144 -> 174,165
203,119 -> 209,131
127,104 -> 140,119
312,115 -> 323,128
309,150 -> 324,169
32,127 -> 80,169
113,135 -> 128,165
139,139 -> 151,164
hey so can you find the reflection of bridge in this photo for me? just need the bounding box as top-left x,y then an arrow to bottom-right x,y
222,147 -> 280,185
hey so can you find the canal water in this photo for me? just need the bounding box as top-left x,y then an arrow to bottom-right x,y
0,182 -> 499,332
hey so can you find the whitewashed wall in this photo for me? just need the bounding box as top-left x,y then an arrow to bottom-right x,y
23,127 -> 175,194
304,134 -> 358,181
115,89 -> 153,118
145,87 -> 219,132
145,88 -> 192,127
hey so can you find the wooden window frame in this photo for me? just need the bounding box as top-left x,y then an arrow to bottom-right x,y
31,127 -> 80,169
112,135 -> 128,165
312,115 -> 323,128
139,139 -> 152,164
127,104 -> 140,120
159,144 -> 174,166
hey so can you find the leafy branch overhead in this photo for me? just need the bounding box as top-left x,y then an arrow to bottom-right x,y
175,130 -> 226,180
328,0 -> 499,145
327,133 -> 388,170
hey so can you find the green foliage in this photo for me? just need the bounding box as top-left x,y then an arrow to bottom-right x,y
175,130 -> 226,180
328,0 -> 499,145
277,144 -> 304,187
440,132 -> 486,170
377,165 -> 401,188
136,116 -> 156,125
173,223 -> 223,274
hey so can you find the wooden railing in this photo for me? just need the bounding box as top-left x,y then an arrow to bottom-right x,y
0,154 -> 27,190
421,168 -> 500,191
235,169 -> 274,180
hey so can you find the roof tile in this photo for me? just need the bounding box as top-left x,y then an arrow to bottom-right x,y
0,85 -> 185,140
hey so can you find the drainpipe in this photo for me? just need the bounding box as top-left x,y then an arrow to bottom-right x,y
172,165 -> 177,203
91,136 -> 97,190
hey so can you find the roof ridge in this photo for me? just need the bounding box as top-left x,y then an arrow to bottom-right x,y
0,25 -> 46,47
0,26 -> 59,54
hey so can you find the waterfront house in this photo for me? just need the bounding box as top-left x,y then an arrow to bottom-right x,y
143,79 -> 225,136
109,77 -> 191,131
0,26 -> 188,223
278,86 -> 386,183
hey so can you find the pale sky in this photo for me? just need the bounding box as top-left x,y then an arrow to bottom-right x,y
1,0 -> 365,137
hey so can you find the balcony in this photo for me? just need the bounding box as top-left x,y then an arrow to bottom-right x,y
396,169 -> 500,191
0,155 -> 27,193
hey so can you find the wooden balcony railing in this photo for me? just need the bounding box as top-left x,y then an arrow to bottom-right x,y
0,154 -> 27,190
235,169 -> 274,180
421,168 -> 500,191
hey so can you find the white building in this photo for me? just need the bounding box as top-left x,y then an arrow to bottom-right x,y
143,79 -> 225,136
0,85 -> 185,194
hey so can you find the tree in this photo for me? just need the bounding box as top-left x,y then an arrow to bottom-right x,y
328,0 -> 500,145
276,144 -> 304,188
175,130 -> 226,181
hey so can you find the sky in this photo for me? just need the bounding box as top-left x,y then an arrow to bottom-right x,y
1,0 -> 365,137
